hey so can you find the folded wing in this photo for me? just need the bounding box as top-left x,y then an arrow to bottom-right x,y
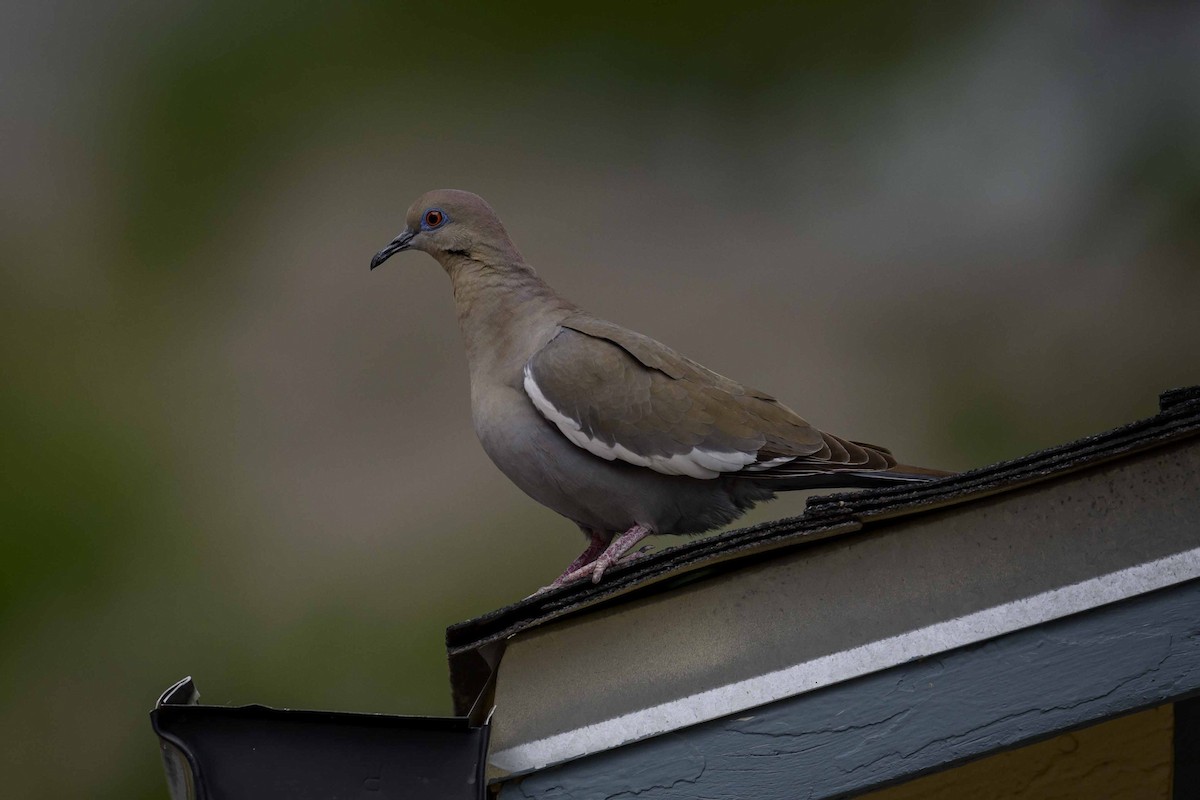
522,314 -> 896,480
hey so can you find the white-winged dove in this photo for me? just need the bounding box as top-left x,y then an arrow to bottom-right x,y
371,190 -> 949,589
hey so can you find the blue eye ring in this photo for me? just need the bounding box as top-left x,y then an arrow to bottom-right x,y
421,208 -> 448,230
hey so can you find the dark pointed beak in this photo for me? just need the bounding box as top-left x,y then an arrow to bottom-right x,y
370,229 -> 416,270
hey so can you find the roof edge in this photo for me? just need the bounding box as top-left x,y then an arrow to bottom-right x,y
446,385 -> 1200,713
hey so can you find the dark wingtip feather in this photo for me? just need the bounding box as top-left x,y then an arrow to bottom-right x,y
885,463 -> 955,479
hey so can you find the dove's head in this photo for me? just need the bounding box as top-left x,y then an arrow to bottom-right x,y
370,189 -> 522,270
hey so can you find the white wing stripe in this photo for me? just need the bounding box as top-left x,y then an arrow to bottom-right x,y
523,365 -> 756,480
742,456 -> 796,472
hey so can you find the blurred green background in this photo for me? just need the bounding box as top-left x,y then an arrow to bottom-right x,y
2,1 -> 1199,797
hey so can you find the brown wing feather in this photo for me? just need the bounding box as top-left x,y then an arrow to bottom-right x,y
527,314 -> 881,478
526,313 -> 939,483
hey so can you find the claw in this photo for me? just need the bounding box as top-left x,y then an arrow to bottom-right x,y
536,523 -> 656,591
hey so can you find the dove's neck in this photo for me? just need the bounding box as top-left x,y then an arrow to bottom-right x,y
445,256 -> 577,387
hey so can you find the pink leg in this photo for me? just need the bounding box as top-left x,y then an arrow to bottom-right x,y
527,526 -> 612,597
587,524 -> 653,583
550,527 -> 610,587
549,523 -> 655,589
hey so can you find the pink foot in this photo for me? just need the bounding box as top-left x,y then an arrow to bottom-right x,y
531,524 -> 656,595
551,545 -> 653,589
553,527 -> 609,584
587,524 -> 653,583
528,527 -> 611,596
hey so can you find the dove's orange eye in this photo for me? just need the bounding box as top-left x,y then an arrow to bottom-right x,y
423,209 -> 445,229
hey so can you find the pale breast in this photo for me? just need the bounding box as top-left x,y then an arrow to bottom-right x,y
470,381 -> 764,535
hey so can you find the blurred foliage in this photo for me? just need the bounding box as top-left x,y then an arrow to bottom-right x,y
0,387 -> 149,629
121,1 -> 982,270
1,2 -> 1198,799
